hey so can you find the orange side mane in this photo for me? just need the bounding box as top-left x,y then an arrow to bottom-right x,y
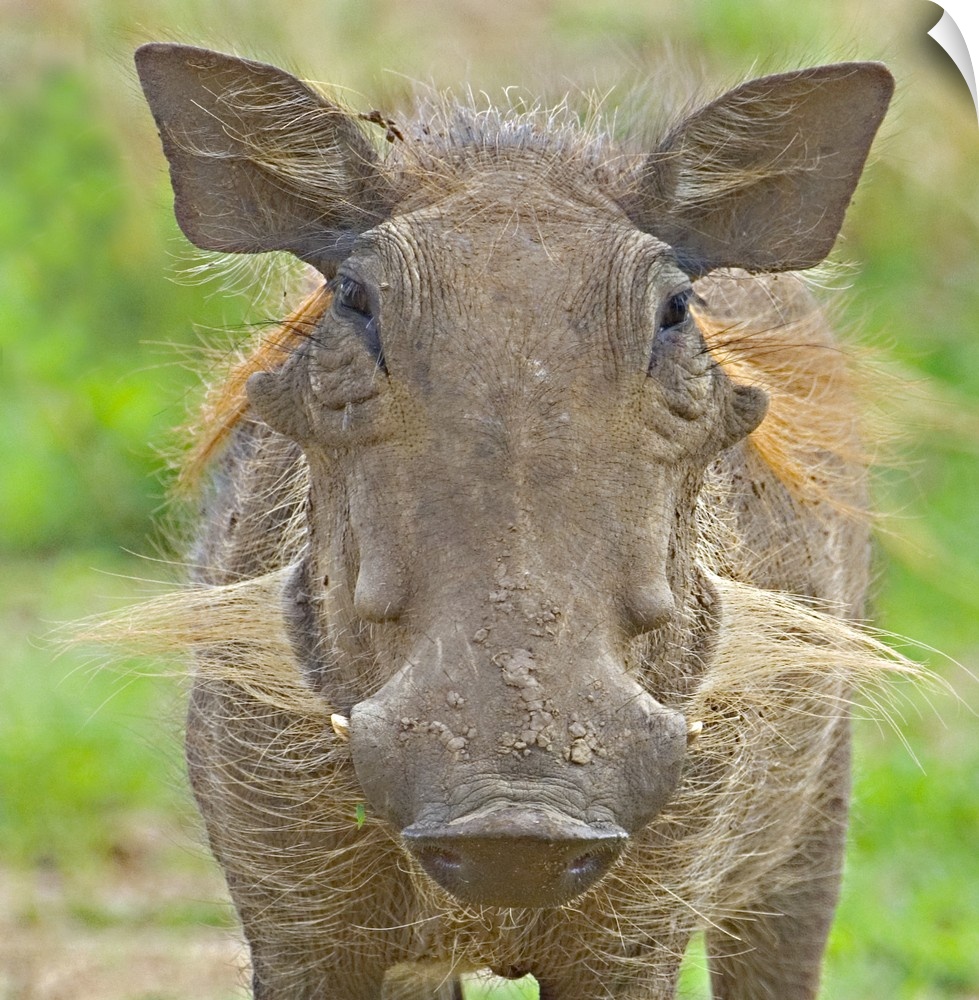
693,302 -> 869,509
180,284 -> 332,488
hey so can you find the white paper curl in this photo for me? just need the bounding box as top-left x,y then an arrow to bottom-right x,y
928,4 -> 978,124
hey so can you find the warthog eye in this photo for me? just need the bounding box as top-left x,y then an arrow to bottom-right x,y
333,275 -> 386,372
657,288 -> 695,332
336,276 -> 373,318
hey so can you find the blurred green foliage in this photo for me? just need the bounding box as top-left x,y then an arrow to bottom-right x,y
1,1 -> 976,997
0,71 -> 253,555
0,553 -> 179,868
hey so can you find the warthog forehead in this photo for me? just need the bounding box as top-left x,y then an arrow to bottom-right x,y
345,207 -> 687,377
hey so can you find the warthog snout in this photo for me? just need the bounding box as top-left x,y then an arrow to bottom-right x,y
349,639 -> 688,907
403,808 -> 628,908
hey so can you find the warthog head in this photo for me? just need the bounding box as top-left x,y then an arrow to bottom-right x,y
137,45 -> 891,908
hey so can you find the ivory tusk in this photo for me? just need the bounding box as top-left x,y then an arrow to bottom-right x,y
331,713 -> 351,741
686,720 -> 703,743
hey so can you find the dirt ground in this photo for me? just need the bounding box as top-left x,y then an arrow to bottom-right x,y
0,921 -> 245,1000
0,820 -> 248,1000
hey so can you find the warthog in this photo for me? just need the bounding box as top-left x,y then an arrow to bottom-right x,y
130,43 -> 907,999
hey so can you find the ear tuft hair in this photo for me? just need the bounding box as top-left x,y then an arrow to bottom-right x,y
635,63 -> 894,275
135,43 -> 391,269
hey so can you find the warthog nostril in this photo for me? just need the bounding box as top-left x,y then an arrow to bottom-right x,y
403,808 -> 626,908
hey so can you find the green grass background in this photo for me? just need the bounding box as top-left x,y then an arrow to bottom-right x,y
2,1 -> 977,997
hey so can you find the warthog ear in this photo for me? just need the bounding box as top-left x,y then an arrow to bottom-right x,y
637,63 -> 894,275
135,43 -> 389,270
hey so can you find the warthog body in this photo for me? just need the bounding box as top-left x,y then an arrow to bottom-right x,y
133,45 -> 900,999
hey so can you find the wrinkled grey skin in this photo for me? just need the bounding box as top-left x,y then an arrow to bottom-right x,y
136,44 -> 892,1000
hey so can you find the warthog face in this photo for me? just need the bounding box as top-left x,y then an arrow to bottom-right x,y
252,192 -> 766,906
137,45 -> 892,908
